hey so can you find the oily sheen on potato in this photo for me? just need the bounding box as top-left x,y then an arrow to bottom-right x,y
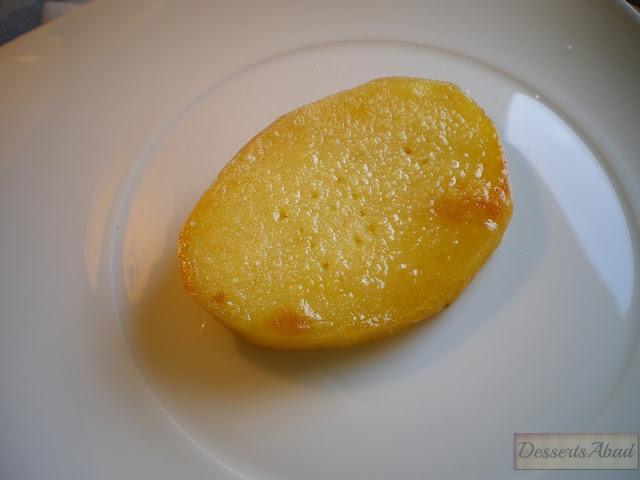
178,77 -> 512,349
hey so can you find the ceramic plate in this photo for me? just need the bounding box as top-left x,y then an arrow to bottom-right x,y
1,1 -> 639,478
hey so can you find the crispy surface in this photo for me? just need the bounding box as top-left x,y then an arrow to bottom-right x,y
178,77 -> 512,349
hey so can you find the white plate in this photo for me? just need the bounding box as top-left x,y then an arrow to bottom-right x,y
1,1 -> 639,478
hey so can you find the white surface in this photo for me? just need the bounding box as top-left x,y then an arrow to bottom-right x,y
1,1 -> 639,479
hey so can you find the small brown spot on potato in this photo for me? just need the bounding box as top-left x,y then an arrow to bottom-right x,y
432,189 -> 505,223
270,308 -> 312,334
211,291 -> 226,304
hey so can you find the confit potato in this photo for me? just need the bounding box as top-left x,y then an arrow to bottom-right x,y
178,77 -> 512,349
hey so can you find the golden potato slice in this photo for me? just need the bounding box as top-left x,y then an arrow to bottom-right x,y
178,77 -> 512,349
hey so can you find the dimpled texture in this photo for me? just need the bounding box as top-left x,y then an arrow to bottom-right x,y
178,77 -> 512,349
